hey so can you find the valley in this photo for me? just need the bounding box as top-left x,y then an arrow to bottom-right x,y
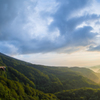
0,53 -> 100,100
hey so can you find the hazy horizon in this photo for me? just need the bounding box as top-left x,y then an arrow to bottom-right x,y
12,51 -> 100,67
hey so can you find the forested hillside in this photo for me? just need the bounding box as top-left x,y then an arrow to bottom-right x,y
0,76 -> 57,100
0,52 -> 100,100
70,67 -> 100,83
90,65 -> 100,73
55,88 -> 100,100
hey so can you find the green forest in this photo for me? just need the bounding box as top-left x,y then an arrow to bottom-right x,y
0,53 -> 100,100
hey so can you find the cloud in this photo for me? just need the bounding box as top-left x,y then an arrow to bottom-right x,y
88,45 -> 100,51
0,0 -> 100,55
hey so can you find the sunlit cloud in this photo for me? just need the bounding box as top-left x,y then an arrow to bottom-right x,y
0,0 -> 100,54
0,0 -> 100,66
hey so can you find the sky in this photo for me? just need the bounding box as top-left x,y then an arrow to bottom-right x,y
0,0 -> 100,67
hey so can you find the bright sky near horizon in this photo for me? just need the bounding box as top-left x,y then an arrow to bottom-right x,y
0,0 -> 100,67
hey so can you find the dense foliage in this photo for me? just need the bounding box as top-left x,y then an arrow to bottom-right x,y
55,88 -> 100,100
0,76 -> 57,100
0,53 -> 100,100
70,67 -> 100,83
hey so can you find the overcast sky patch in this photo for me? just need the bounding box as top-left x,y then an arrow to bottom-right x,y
0,0 -> 100,55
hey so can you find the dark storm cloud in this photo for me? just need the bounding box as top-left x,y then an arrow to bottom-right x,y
0,0 -> 100,54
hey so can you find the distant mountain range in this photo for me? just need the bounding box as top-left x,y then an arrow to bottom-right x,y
0,52 -> 100,100
89,65 -> 100,73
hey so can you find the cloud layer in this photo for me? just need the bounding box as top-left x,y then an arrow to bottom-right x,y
0,0 -> 100,54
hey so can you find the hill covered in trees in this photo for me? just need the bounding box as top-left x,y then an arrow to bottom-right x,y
55,88 -> 100,100
0,52 -> 100,100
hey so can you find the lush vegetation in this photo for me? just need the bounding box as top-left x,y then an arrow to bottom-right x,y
0,76 -> 57,100
55,88 -> 100,100
70,67 -> 100,83
0,52 -> 100,100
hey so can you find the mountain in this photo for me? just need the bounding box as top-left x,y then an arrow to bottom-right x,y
0,53 -> 58,100
0,52 -> 100,100
55,88 -> 100,100
70,67 -> 100,83
89,65 -> 100,72
0,76 -> 57,100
